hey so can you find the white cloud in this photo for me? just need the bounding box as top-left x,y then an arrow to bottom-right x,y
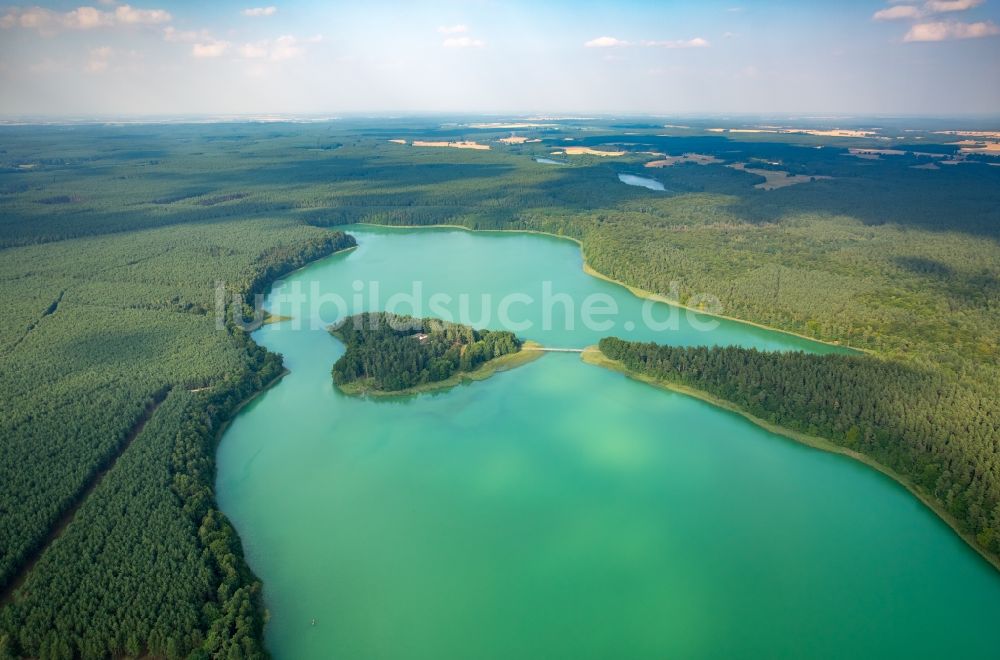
925,0 -> 984,12
874,5 -> 925,20
904,19 -> 1000,40
243,6 -> 278,17
643,37 -> 710,48
873,0 -> 996,42
67,7 -> 111,29
0,4 -> 171,34
873,0 -> 984,20
442,36 -> 484,48
192,40 -> 230,58
584,36 -> 630,47
115,5 -> 170,24
437,24 -> 468,34
84,45 -> 112,73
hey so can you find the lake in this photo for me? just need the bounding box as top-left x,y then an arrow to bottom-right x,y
216,226 -> 1000,659
618,173 -> 666,191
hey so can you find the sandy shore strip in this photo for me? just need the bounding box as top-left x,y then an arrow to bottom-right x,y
555,146 -> 626,157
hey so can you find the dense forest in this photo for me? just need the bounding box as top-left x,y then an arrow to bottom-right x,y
597,337 -> 1000,562
0,214 -> 356,658
331,312 -> 521,392
0,119 -> 997,656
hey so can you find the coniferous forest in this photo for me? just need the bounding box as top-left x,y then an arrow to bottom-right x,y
331,312 -> 521,393
0,118 -> 998,656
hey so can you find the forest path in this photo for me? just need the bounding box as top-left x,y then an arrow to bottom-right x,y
0,389 -> 171,605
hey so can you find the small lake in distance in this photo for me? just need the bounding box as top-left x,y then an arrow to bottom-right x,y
619,173 -> 666,191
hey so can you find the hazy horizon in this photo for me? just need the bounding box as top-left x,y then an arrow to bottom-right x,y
2,0 -> 999,117
3,111 -> 1000,121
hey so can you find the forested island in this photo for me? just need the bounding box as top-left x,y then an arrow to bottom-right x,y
589,337 -> 1000,569
331,312 -> 538,396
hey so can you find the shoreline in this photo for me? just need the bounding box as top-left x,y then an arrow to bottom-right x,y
580,346 -> 1000,574
349,222 -> 861,354
1,390 -> 171,605
334,340 -> 544,399
211,367 -> 291,445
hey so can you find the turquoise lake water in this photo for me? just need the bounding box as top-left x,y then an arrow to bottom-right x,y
217,227 -> 1000,659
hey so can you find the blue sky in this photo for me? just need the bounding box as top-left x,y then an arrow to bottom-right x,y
1,0 -> 998,116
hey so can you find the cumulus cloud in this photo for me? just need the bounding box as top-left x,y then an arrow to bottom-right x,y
242,6 -> 277,17
442,36 -> 484,48
192,40 -> 230,58
904,19 -> 1000,39
584,36 -> 630,47
874,5 -> 925,20
115,5 -> 170,24
0,4 -> 170,34
873,0 -> 984,20
925,0 -> 984,12
437,24 -> 468,34
66,6 -> 110,29
873,0 -> 997,42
